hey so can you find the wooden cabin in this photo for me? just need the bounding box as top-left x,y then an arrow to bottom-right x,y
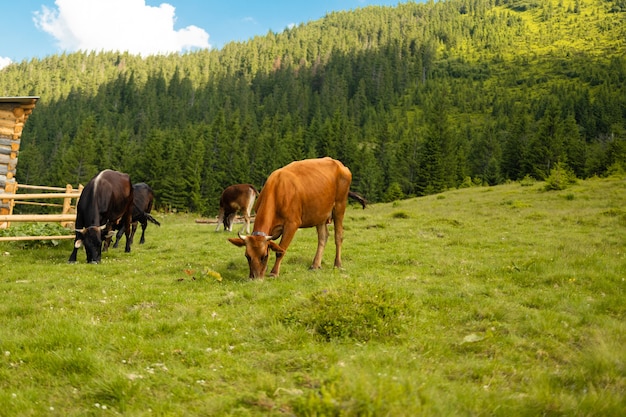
0,96 -> 39,227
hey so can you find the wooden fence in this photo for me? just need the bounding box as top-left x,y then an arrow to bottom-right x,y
0,183 -> 83,241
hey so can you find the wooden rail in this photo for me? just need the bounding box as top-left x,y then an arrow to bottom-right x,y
0,214 -> 78,222
0,183 -> 82,241
0,234 -> 76,242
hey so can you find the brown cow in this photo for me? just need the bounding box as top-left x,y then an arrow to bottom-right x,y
228,157 -> 366,278
216,184 -> 259,234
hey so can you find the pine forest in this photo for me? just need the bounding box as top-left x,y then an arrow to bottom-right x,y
1,0 -> 625,214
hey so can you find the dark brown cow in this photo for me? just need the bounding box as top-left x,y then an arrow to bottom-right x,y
216,184 -> 259,234
228,157 -> 366,278
68,169 -> 134,264
111,182 -> 160,249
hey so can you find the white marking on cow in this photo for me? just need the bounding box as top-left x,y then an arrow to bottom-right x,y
92,169 -> 110,196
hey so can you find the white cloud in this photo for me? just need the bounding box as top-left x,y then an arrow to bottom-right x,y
0,56 -> 12,70
33,0 -> 209,56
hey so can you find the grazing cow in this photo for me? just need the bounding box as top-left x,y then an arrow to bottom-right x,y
228,157 -> 366,278
68,169 -> 134,264
111,182 -> 161,249
216,184 -> 259,234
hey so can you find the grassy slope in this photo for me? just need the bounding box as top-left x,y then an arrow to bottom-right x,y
0,177 -> 624,416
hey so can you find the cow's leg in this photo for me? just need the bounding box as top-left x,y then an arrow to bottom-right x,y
123,214 -> 133,253
138,220 -> 147,244
244,194 -> 255,234
113,227 -> 124,248
68,247 -> 79,263
311,223 -> 329,270
333,203 -> 347,269
215,209 -> 224,231
129,221 -> 139,245
68,237 -> 81,263
242,211 -> 251,234
227,213 -> 236,232
270,223 -> 297,277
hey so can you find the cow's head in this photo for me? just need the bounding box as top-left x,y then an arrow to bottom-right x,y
75,225 -> 108,263
101,226 -> 117,252
228,232 -> 284,278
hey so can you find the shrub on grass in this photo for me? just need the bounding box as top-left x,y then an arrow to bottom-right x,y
544,162 -> 577,191
520,175 -> 537,186
391,211 -> 411,219
281,281 -> 410,342
383,182 -> 404,202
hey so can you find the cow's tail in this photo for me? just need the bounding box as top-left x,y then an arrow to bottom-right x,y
348,191 -> 367,209
145,213 -> 161,226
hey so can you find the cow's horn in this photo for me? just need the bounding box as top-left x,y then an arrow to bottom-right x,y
75,227 -> 87,234
238,231 -> 248,241
99,224 -> 107,231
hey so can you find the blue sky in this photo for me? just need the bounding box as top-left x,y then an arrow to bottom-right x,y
0,0 -> 406,69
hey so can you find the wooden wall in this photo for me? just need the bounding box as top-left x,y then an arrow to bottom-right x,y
0,97 -> 39,223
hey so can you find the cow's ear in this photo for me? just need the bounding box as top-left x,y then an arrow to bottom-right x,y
228,237 -> 246,247
74,239 -> 83,249
268,241 -> 285,254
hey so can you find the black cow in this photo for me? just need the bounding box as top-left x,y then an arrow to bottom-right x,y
68,170 -> 134,264
111,182 -> 160,248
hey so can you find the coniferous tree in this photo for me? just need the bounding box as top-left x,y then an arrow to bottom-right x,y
353,146 -> 384,202
15,136 -> 45,186
395,122 -> 422,197
138,129 -> 167,200
528,103 -> 565,178
501,112 -> 531,180
470,124 -> 503,185
562,113 -> 586,178
160,135 -> 187,211
63,115 -> 99,185
416,86 -> 454,194
183,131 -> 206,214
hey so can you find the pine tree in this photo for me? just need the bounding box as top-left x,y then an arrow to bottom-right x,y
183,131 -> 206,213
501,112 -> 531,180
470,124 -> 502,185
160,135 -> 187,211
354,146 -> 384,202
63,115 -> 99,185
528,103 -> 565,179
416,86 -> 454,194
138,129 -> 167,197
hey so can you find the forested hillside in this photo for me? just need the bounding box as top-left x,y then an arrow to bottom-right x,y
1,0 -> 625,213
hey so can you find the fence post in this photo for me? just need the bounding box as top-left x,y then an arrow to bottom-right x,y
0,180 -> 17,228
62,184 -> 73,227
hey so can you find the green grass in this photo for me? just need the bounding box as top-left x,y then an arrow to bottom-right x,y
1,177 -> 625,416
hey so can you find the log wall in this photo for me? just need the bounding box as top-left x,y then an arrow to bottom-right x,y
0,97 -> 39,228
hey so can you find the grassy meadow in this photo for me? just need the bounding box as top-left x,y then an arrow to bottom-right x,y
0,177 -> 625,416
